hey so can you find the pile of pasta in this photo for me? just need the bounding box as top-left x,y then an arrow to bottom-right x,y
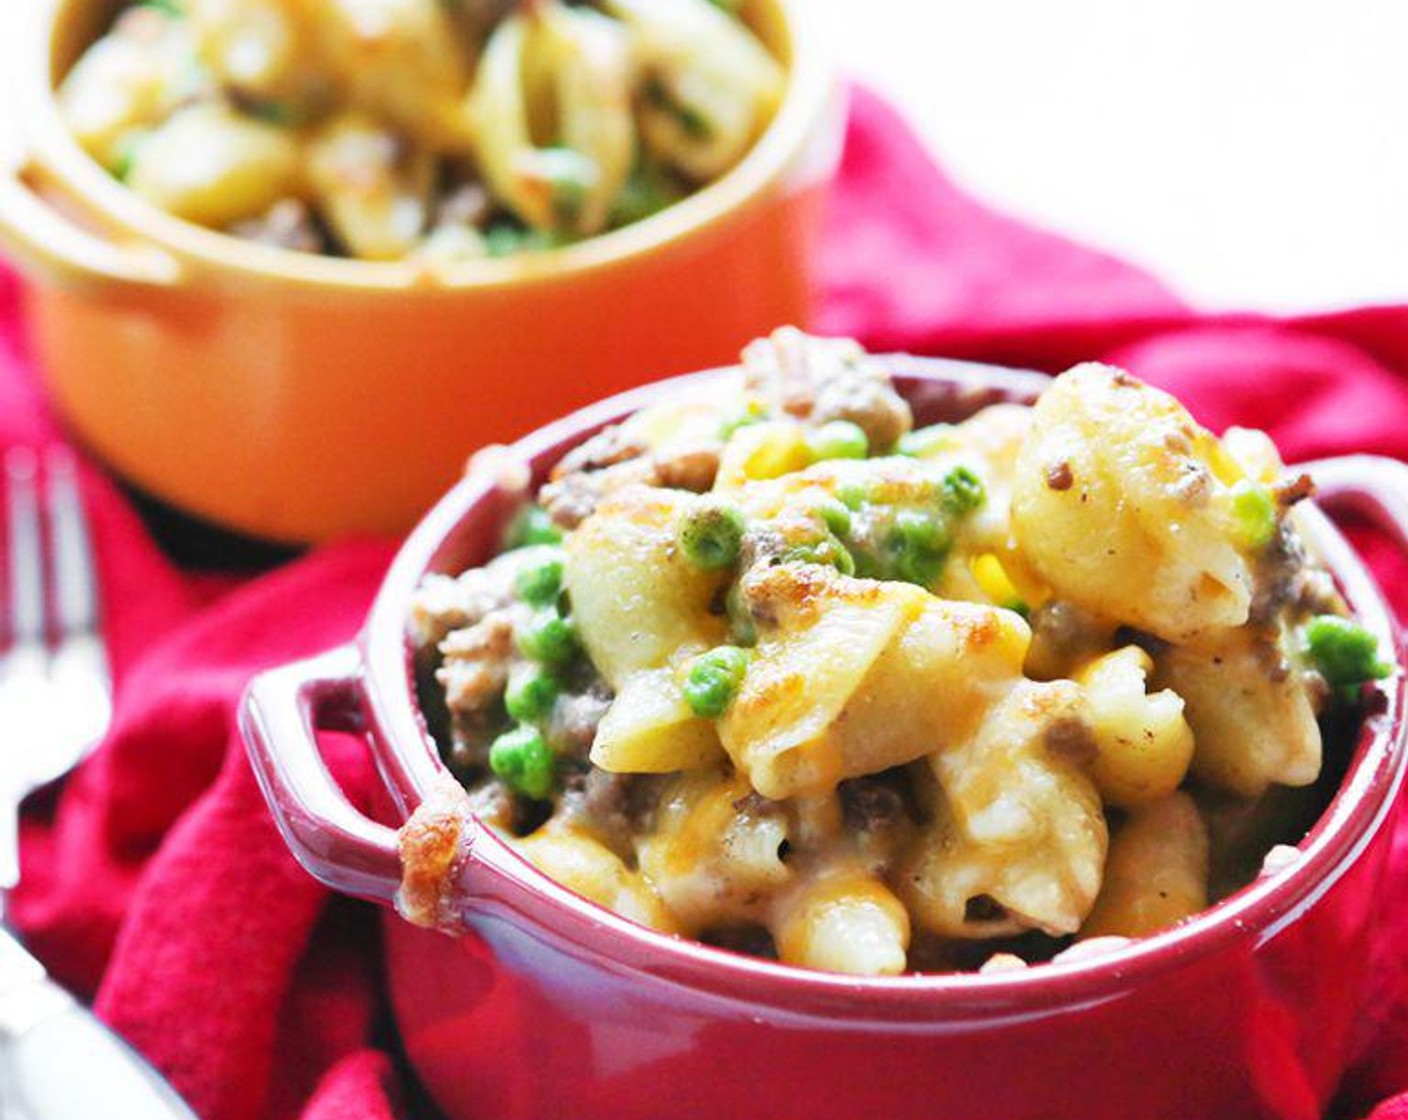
404,331 -> 1388,976
59,0 -> 784,260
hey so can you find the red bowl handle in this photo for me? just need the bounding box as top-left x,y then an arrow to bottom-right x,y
1303,454 -> 1408,637
239,645 -> 402,904
1305,455 -> 1408,560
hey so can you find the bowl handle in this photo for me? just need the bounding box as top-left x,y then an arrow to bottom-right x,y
239,645 -> 402,905
0,156 -> 182,290
1303,455 -> 1408,556
1302,454 -> 1408,640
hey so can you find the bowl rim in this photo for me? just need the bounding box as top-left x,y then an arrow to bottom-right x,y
362,355 -> 1407,1021
13,0 -> 840,294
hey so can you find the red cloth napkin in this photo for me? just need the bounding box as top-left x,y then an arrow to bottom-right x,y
8,86 -> 1408,1120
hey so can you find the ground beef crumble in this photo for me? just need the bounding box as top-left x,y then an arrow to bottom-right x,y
539,426 -> 720,530
546,682 -> 614,761
228,198 -> 328,254
741,327 -> 913,451
559,768 -> 669,858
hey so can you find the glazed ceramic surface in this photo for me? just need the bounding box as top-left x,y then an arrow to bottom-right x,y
0,0 -> 841,543
242,358 -> 1408,1120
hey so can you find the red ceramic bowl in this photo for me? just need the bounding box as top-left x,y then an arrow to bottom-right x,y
241,357 -> 1408,1120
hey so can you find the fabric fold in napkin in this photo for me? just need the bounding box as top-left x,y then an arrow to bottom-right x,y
7,86 -> 1408,1120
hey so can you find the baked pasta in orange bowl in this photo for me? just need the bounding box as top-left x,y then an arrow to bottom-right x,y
243,332 -> 1408,1120
0,0 -> 838,542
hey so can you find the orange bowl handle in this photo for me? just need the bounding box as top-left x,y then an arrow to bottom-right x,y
0,157 -> 181,289
239,645 -> 403,905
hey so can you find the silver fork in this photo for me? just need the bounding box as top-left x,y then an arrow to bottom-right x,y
0,446 -> 112,889
0,447 -> 198,1118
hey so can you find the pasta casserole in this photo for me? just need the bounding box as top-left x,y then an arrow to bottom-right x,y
58,0 -> 784,260
400,330 -> 1390,975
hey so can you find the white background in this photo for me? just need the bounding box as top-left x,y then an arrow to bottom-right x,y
844,0 -> 1408,311
5,1 -> 1408,311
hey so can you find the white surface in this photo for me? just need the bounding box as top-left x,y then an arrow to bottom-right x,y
845,0 -> 1408,312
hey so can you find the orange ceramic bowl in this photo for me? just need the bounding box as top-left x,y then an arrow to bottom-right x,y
0,0 -> 842,544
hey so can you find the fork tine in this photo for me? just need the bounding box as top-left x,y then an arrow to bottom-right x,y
0,449 -> 110,892
0,801 -> 14,891
0,449 -> 46,890
40,446 -> 111,779
44,447 -> 98,639
5,448 -> 44,649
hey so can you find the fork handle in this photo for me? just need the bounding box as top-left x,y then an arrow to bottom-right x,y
0,982 -> 199,1118
0,804 -> 17,891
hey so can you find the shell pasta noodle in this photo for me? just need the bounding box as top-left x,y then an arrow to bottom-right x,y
58,0 -> 786,260
402,329 -> 1391,976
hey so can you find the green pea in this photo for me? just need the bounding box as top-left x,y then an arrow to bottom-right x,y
815,498 -> 852,539
680,105 -> 712,139
504,665 -> 560,724
504,505 -> 563,549
679,501 -> 746,570
889,509 -> 952,587
806,420 -> 870,463
486,223 -> 528,257
516,609 -> 579,665
610,167 -> 677,228
684,646 -> 751,719
897,424 -> 957,459
610,185 -> 664,229
896,551 -> 946,588
645,79 -> 713,140
836,481 -> 871,511
941,466 -> 986,516
848,545 -> 886,581
516,551 -> 565,607
485,223 -> 567,258
719,407 -> 766,441
892,508 -> 951,553
247,99 -> 292,126
784,537 -> 856,577
111,130 -> 152,181
1230,481 -> 1277,551
1305,615 -> 1391,688
489,726 -> 557,800
539,147 -> 597,225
